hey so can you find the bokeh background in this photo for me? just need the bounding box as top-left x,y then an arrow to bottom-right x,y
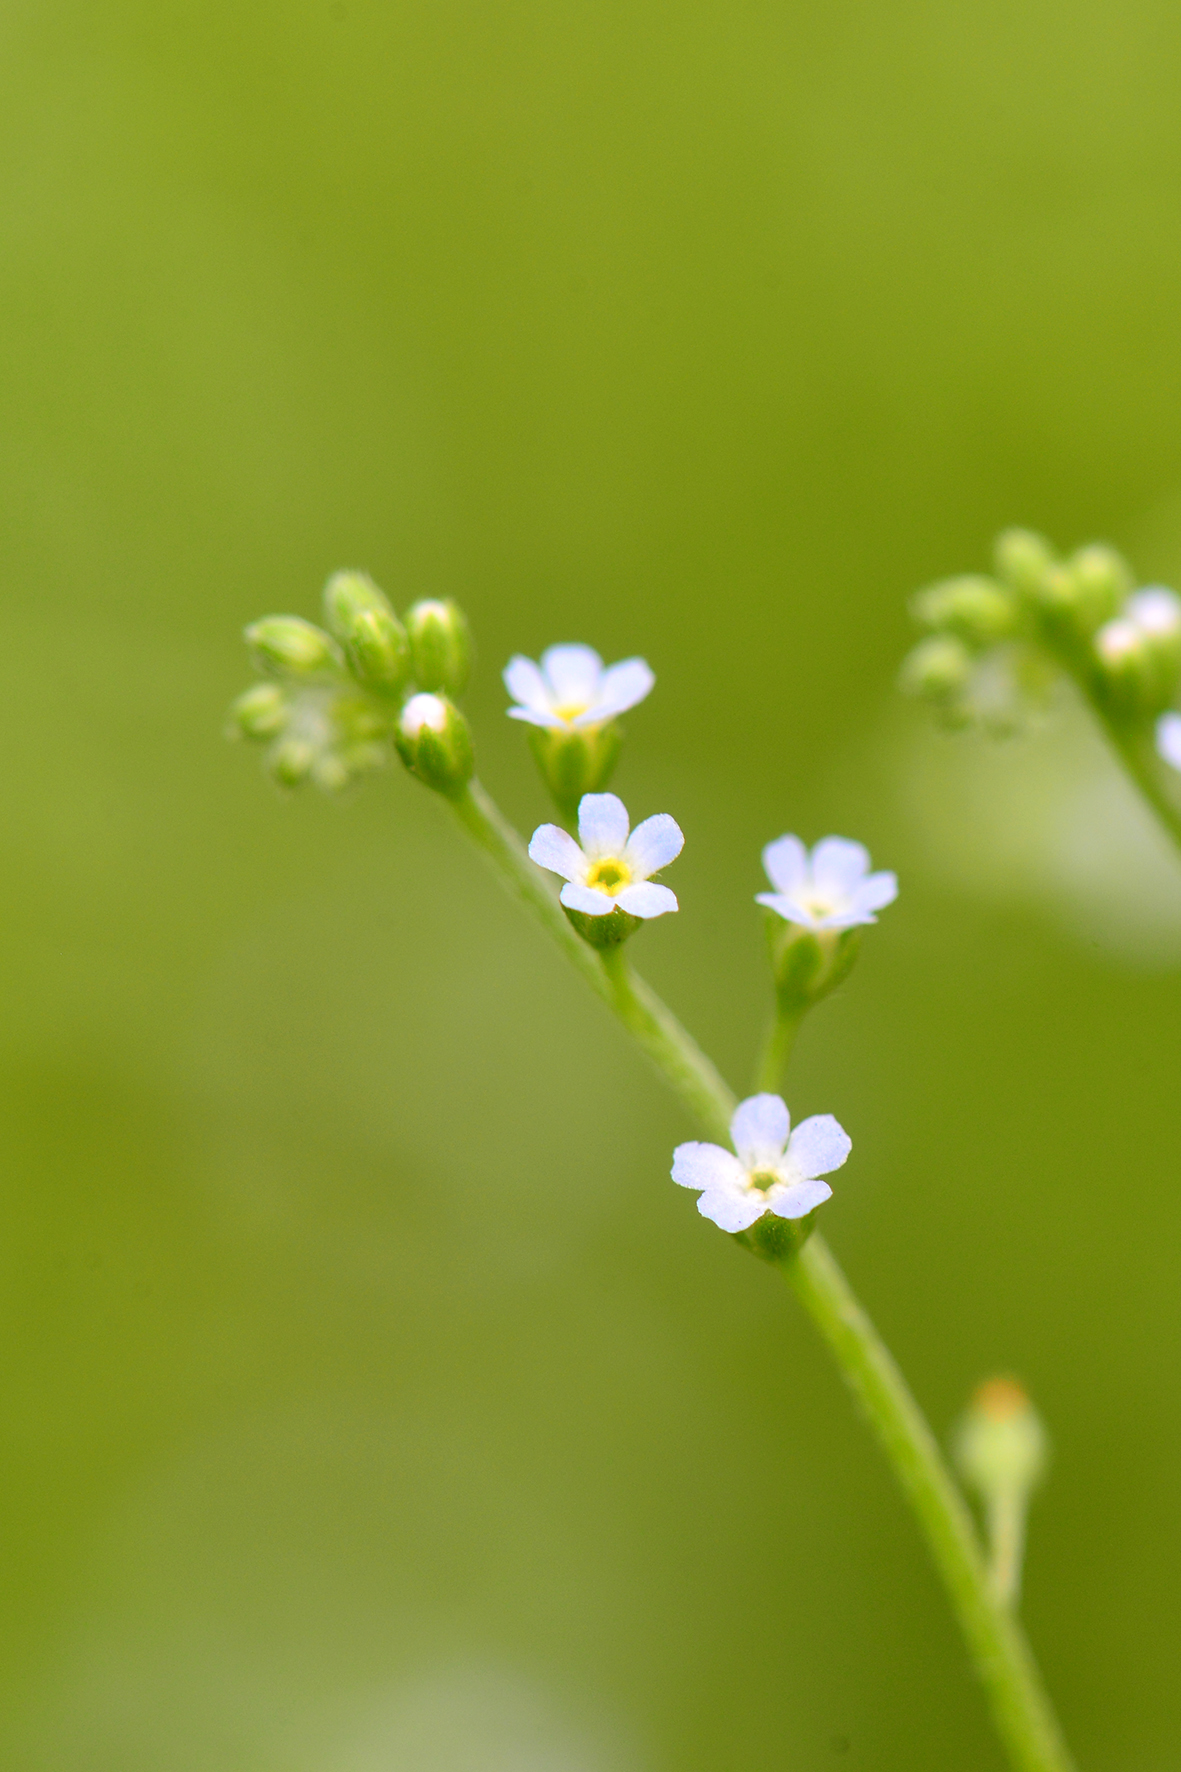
4,2 -> 1181,1767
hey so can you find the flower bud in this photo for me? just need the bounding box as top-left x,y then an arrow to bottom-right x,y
1127,587 -> 1181,685
266,734 -> 317,787
528,723 -> 623,823
322,571 -> 412,695
227,682 -> 289,741
1066,545 -> 1132,633
994,528 -> 1056,600
394,692 -> 474,795
405,599 -> 473,696
955,1377 -> 1047,1500
245,616 -> 345,682
911,576 -> 1019,647
899,635 -> 974,703
1094,615 -> 1174,715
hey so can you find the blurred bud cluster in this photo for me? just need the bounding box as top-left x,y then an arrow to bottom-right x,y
901,528 -> 1181,738
228,574 -> 474,795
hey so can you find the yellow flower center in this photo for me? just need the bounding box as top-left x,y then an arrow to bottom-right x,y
553,700 -> 590,722
586,856 -> 632,895
748,1170 -> 779,1196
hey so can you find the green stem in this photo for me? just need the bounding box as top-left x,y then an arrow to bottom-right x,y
1091,707 -> 1181,856
753,1004 -> 803,1093
447,776 -> 1076,1772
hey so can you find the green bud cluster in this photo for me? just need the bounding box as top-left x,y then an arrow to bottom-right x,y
901,527 -> 1181,739
228,571 -> 476,796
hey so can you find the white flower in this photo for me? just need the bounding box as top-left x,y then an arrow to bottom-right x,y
755,835 -> 897,932
672,1093 -> 850,1232
1157,711 -> 1181,772
528,792 -> 682,918
504,644 -> 654,731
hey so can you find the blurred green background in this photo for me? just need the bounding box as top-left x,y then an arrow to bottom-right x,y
4,2 -> 1181,1766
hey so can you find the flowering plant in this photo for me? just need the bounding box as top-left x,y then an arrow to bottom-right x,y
224,549 -> 1164,1772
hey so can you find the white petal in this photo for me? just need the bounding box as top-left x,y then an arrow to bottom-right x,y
506,704 -> 565,729
1158,711 -> 1181,771
623,812 -> 684,878
762,834 -> 809,895
783,1113 -> 851,1179
541,644 -> 603,705
582,657 -> 655,722
616,881 -> 678,918
671,1142 -> 746,1192
1128,587 -> 1181,635
764,1177 -> 832,1220
810,837 -> 871,896
577,792 -> 630,857
729,1093 -> 790,1167
755,892 -> 823,930
503,655 -> 553,714
560,881 -> 615,916
697,1188 -> 767,1233
528,823 -> 587,882
853,871 -> 898,914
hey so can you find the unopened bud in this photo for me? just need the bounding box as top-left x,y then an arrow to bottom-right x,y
394,692 -> 474,795
245,616 -> 344,682
528,723 -> 622,824
322,571 -> 412,695
911,577 -> 1019,647
267,734 -> 317,787
405,599 -> 473,695
956,1377 -> 1047,1500
994,529 -> 1056,599
227,682 -> 289,741
956,1376 -> 1048,1608
1094,615 -> 1171,715
1066,544 -> 1132,633
899,635 -> 973,703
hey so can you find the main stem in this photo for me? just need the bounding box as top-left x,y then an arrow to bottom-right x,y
1090,705 -> 1181,856
449,778 -> 1076,1772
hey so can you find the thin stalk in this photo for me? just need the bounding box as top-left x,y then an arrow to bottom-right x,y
753,1004 -> 803,1094
447,776 -> 1076,1772
1091,707 -> 1181,857
987,1489 -> 1029,1610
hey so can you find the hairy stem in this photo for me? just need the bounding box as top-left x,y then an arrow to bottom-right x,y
448,776 -> 1076,1772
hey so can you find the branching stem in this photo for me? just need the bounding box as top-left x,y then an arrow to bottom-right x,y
448,776 -> 1076,1772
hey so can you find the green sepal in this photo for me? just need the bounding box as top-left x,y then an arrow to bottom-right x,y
734,1209 -> 819,1264
562,903 -> 641,948
764,914 -> 862,1014
527,721 -> 623,824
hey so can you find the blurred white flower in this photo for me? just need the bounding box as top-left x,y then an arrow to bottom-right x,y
529,792 -> 682,918
672,1092 -> 850,1232
1157,710 -> 1181,772
504,644 -> 654,731
756,835 -> 897,931
1125,586 -> 1181,637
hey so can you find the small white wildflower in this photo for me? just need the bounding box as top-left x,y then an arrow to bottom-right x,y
1157,711 -> 1181,772
756,836 -> 897,932
528,792 -> 682,918
1095,617 -> 1146,665
504,644 -> 654,731
672,1093 -> 850,1232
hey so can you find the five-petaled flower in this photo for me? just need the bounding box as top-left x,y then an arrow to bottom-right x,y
756,835 -> 897,932
504,644 -> 654,731
1157,710 -> 1181,772
529,792 -> 682,918
672,1093 -> 850,1232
